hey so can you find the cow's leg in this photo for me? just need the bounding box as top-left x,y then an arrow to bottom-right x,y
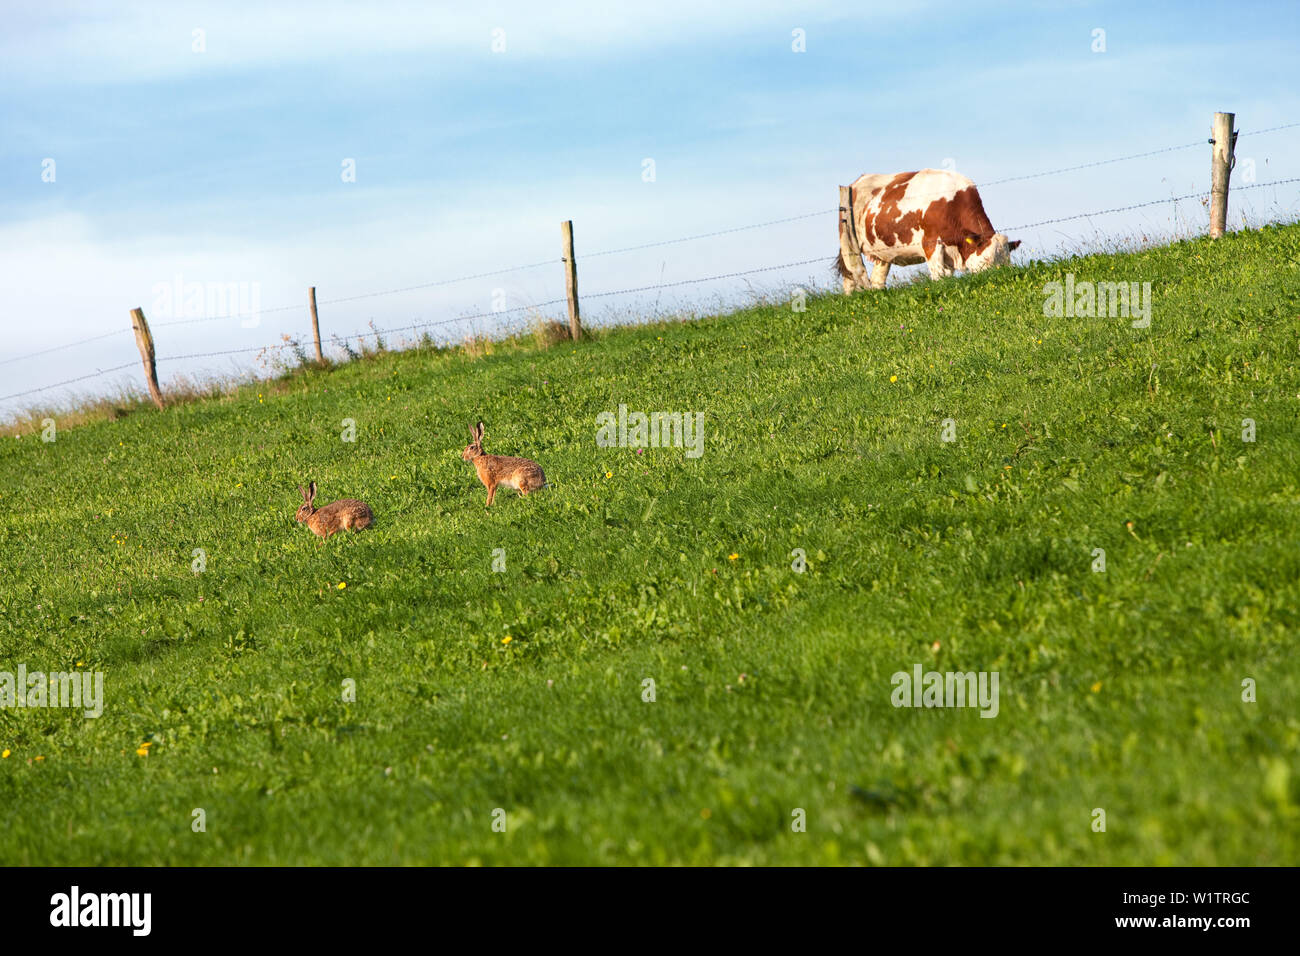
926,241 -> 953,281
870,259 -> 891,290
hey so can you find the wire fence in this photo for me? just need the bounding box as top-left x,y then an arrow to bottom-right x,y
1004,177 -> 1300,232
5,119 -> 1300,409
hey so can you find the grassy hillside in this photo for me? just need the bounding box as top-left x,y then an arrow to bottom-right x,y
2,223 -> 1299,865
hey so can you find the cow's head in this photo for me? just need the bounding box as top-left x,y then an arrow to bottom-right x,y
965,234 -> 1021,272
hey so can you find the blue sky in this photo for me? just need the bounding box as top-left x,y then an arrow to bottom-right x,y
2,0 -> 1298,415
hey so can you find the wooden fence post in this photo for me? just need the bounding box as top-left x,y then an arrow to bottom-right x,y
838,184 -> 855,253
308,286 -> 324,364
561,220 -> 581,341
129,307 -> 165,410
1209,111 -> 1237,239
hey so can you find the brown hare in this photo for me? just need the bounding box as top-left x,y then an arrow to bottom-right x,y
461,420 -> 546,507
295,481 -> 374,537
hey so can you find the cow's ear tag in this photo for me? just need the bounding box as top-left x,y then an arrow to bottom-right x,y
965,236 -> 975,244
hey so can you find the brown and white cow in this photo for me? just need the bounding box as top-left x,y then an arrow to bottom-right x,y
837,169 -> 1020,293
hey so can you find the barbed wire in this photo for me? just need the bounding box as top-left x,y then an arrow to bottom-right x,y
1007,192 -> 1205,231
1006,177 -> 1300,232
978,119 -> 1299,190
314,260 -> 558,306
1202,176 -> 1300,193
337,297 -> 570,344
159,343 -> 295,362
1239,121 -> 1300,137
0,363 -> 139,403
978,141 -> 1204,188
153,303 -> 305,329
582,257 -> 828,300
583,210 -> 836,259
0,329 -> 131,369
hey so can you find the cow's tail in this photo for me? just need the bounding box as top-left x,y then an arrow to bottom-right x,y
834,246 -> 853,280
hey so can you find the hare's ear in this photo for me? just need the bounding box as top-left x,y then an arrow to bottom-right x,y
307,481 -> 317,502
298,484 -> 308,501
476,421 -> 486,441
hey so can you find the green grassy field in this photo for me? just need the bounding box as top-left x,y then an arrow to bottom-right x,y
2,223 -> 1298,865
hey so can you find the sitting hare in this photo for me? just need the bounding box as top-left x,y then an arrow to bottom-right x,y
461,421 -> 546,507
295,481 -> 374,537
